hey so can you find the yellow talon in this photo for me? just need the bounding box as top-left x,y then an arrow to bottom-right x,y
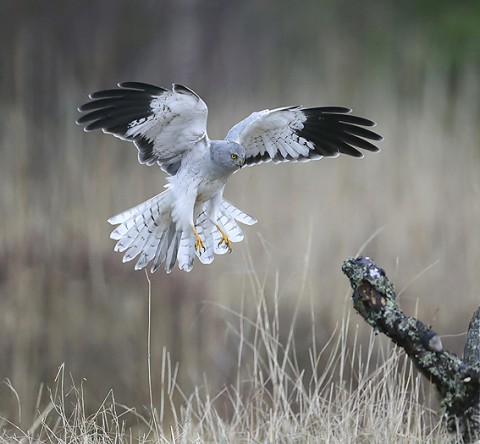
215,224 -> 232,253
192,225 -> 205,253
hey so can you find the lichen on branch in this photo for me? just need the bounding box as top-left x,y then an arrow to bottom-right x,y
342,256 -> 480,443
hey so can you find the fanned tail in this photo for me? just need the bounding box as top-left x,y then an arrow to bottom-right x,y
108,191 -> 180,273
109,194 -> 257,273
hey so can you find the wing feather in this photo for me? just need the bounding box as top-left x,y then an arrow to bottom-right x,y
226,106 -> 382,166
77,82 -> 209,174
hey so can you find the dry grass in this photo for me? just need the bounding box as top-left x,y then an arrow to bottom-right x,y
0,281 -> 456,443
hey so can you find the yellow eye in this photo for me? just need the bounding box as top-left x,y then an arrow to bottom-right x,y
231,153 -> 238,160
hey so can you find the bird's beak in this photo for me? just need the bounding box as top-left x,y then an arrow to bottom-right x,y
239,158 -> 245,167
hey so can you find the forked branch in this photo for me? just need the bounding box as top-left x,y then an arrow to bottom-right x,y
342,256 -> 480,443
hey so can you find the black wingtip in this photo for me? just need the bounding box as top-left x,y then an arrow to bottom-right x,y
117,81 -> 168,94
304,106 -> 352,114
172,83 -> 200,98
295,107 -> 383,158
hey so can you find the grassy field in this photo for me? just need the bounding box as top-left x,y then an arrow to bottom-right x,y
0,287 -> 460,443
1,3 -> 480,441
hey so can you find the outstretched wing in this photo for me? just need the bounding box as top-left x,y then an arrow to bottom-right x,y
77,82 -> 209,175
226,106 -> 382,166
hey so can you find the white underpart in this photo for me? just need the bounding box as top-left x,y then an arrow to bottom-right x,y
126,91 -> 206,141
226,107 -> 320,164
112,85 -> 209,169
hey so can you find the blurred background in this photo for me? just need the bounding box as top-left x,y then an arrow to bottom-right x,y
1,0 -> 479,428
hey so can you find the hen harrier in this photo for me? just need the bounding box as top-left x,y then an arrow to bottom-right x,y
77,82 -> 382,273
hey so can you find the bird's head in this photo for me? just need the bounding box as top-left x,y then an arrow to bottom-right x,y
210,141 -> 245,172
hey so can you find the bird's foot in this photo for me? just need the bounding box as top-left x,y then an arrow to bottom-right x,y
215,224 -> 232,253
192,225 -> 205,253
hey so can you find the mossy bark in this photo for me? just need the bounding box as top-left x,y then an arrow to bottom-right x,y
342,256 -> 480,443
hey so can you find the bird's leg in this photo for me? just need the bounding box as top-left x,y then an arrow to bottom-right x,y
215,224 -> 232,253
192,225 -> 205,253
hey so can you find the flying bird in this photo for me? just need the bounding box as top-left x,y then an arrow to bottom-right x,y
77,82 -> 382,273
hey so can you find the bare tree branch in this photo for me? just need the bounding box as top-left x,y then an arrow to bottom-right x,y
342,256 -> 480,443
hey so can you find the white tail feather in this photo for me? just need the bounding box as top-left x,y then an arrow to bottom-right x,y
196,211 -> 215,264
220,200 -> 257,225
177,232 -> 196,272
108,194 -> 257,273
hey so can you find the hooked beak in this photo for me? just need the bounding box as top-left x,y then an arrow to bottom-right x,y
238,158 -> 245,167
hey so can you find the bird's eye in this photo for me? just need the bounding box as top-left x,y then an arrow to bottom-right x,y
231,153 -> 238,160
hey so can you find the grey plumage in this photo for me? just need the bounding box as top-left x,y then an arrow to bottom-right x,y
77,82 -> 381,273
